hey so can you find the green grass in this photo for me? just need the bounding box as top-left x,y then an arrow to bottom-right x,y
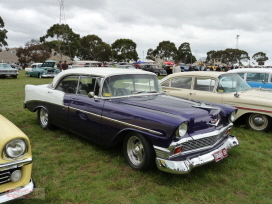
0,71 -> 271,204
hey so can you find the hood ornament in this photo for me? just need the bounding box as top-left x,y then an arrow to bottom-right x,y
192,102 -> 218,110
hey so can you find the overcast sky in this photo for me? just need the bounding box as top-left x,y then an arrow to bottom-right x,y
1,0 -> 272,65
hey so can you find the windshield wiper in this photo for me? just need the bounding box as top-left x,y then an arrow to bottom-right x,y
132,91 -> 157,95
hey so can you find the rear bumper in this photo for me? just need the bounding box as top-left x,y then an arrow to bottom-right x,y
155,135 -> 239,174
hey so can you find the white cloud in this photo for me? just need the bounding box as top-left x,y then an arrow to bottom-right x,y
1,0 -> 272,63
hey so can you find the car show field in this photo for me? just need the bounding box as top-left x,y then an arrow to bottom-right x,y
0,70 -> 271,203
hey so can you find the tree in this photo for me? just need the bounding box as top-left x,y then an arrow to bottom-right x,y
111,39 -> 138,62
40,24 -> 80,60
16,39 -> 51,63
252,52 -> 268,64
153,41 -> 177,61
0,16 -> 8,49
177,42 -> 193,64
206,48 -> 250,65
77,35 -> 111,61
146,48 -> 155,61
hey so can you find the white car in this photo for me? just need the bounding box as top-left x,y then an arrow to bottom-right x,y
25,63 -> 42,75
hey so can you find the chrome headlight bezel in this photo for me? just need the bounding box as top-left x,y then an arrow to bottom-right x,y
3,138 -> 28,160
175,122 -> 188,140
229,110 -> 236,123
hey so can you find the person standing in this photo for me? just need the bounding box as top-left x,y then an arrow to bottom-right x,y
62,61 -> 68,70
57,61 -> 62,70
172,61 -> 181,73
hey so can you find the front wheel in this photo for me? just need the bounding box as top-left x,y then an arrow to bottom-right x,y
123,132 -> 155,171
38,73 -> 42,78
246,113 -> 272,132
37,107 -> 54,129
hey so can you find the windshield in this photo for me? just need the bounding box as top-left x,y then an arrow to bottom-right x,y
102,74 -> 163,97
0,64 -> 13,69
218,73 -> 251,92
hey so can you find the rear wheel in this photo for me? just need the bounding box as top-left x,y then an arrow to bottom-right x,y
37,107 -> 54,129
246,113 -> 272,132
123,132 -> 155,171
38,73 -> 42,78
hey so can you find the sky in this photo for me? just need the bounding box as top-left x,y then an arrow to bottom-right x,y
1,0 -> 272,65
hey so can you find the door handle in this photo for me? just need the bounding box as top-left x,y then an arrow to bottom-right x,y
189,93 -> 196,95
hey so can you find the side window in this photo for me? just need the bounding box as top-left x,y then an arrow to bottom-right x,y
194,77 -> 215,92
77,76 -> 94,95
55,76 -> 79,94
171,77 -> 192,89
161,80 -> 170,87
246,73 -> 268,83
237,73 -> 245,79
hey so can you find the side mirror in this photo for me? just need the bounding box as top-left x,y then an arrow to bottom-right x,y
88,92 -> 95,98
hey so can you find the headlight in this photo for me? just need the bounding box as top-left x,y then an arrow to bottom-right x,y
176,122 -> 188,139
229,111 -> 236,122
4,139 -> 27,159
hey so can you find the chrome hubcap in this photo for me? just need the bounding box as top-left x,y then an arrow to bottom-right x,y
249,114 -> 268,130
127,136 -> 144,166
40,108 -> 48,126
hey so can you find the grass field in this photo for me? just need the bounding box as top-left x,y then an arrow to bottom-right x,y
0,70 -> 271,204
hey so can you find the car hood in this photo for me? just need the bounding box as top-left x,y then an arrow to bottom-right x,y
118,94 -> 224,134
223,89 -> 272,110
0,114 -> 29,144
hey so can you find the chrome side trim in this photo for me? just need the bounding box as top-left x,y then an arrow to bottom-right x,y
0,158 -> 32,171
69,106 -> 163,135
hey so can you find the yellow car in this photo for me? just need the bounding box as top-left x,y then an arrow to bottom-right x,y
0,114 -> 34,202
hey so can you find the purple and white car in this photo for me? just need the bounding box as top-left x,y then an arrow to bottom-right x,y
24,68 -> 239,174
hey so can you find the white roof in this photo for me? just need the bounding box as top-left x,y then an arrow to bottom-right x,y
51,67 -> 154,87
228,68 -> 272,74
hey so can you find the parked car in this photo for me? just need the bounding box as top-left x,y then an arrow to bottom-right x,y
141,64 -> 167,76
163,65 -> 174,75
160,71 -> 272,132
228,68 -> 272,89
0,114 -> 34,202
117,65 -> 136,69
24,68 -> 239,174
0,63 -> 19,78
9,63 -> 23,70
28,60 -> 60,78
25,63 -> 43,75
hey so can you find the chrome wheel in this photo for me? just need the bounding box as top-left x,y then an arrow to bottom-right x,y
127,136 -> 144,166
39,108 -> 48,128
37,107 -> 55,129
123,132 -> 155,171
247,113 -> 272,132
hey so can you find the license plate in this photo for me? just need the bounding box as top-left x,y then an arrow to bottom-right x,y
6,75 -> 11,77
213,148 -> 228,162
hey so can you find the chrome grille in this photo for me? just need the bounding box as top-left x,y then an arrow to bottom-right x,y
0,70 -> 17,74
47,70 -> 55,74
182,132 -> 225,152
0,170 -> 11,184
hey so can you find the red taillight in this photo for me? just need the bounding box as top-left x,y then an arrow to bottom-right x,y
173,146 -> 182,154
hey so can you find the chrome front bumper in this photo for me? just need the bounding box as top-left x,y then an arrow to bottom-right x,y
0,179 -> 34,203
155,135 -> 239,174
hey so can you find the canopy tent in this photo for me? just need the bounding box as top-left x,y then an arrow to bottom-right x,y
163,61 -> 174,65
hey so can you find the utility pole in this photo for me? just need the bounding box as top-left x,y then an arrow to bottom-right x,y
59,0 -> 66,62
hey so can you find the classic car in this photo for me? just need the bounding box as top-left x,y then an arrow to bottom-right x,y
25,63 -> 43,75
141,64 -> 167,76
28,60 -> 60,78
0,114 -> 34,202
160,71 -> 272,132
24,68 -> 239,174
0,63 -> 18,79
228,68 -> 272,89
